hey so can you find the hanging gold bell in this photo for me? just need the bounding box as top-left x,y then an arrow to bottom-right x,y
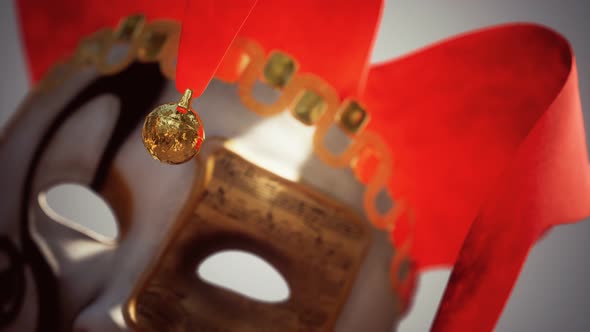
142,89 -> 205,164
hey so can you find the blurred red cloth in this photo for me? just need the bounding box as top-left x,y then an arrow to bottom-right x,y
363,24 -> 590,330
16,1 -> 590,331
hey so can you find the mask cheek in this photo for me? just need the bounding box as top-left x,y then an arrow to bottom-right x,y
28,94 -> 121,323
71,124 -> 200,332
0,62 -> 96,238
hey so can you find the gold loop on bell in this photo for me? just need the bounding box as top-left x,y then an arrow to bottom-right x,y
142,89 -> 206,164
177,88 -> 192,110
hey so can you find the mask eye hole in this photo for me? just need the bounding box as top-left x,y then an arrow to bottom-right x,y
196,250 -> 290,303
38,183 -> 119,243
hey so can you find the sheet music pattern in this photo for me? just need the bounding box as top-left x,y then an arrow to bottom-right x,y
131,147 -> 371,331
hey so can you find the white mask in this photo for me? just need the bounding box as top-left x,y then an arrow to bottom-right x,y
0,22 -> 403,332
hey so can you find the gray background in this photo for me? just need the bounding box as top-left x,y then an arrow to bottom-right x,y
1,0 -> 589,331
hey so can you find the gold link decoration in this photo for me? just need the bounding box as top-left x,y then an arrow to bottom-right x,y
313,100 -> 365,168
291,90 -> 327,125
96,15 -> 145,75
137,20 -> 180,63
237,39 -> 301,116
263,51 -> 298,88
337,100 -> 370,135
114,14 -> 146,42
358,132 -> 400,230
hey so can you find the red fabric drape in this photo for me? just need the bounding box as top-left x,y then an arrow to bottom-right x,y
362,24 -> 590,330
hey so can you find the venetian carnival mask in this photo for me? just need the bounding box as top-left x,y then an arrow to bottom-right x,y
3,1 -> 590,332
0,14 -> 408,332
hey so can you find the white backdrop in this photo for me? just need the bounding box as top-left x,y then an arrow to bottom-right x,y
1,1 -> 589,331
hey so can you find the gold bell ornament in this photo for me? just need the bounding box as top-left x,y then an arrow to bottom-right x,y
142,89 -> 205,164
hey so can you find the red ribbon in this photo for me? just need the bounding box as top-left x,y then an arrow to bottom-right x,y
16,1 -> 590,330
175,0 -> 257,95
362,24 -> 590,330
